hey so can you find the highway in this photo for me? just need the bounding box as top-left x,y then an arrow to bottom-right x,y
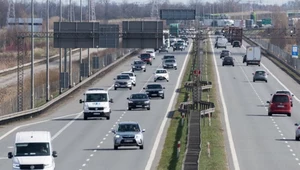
211,36 -> 300,170
0,48 -> 100,88
0,43 -> 192,169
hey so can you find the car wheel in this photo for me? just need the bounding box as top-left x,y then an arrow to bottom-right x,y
128,107 -> 132,111
246,63 -> 249,66
147,107 -> 150,110
144,69 -> 146,72
222,64 -> 224,66
296,136 -> 300,141
129,87 -> 132,90
161,96 -> 164,99
84,115 -> 88,120
232,64 -> 234,67
166,79 -> 169,82
106,116 -> 110,120
150,63 -> 152,66
175,67 -> 177,70
268,112 -> 272,116
253,79 -> 255,82
114,87 -> 117,90
287,113 -> 291,117
154,80 -> 156,82
139,145 -> 144,149
133,83 -> 136,86
291,103 -> 293,107
114,146 -> 118,150
132,69 -> 135,72
265,80 -> 268,83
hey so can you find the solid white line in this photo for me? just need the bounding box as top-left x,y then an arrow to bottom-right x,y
0,112 -> 82,141
210,38 -> 241,170
51,113 -> 82,140
145,44 -> 192,170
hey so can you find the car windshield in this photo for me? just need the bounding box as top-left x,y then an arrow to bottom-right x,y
117,75 -> 130,80
164,56 -> 175,59
122,72 -> 133,77
165,59 -> 175,63
146,51 -> 153,53
156,70 -> 167,74
141,54 -> 150,59
224,57 -> 232,60
134,61 -> 144,65
117,124 -> 140,132
131,94 -> 148,99
276,91 -> 291,95
147,84 -> 163,89
255,71 -> 266,75
222,51 -> 229,55
272,95 -> 289,103
15,143 -> 50,157
86,93 -> 108,102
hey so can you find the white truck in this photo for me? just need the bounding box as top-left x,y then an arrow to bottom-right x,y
244,46 -> 261,66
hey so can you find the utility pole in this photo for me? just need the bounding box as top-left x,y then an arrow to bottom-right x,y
46,0 -> 50,101
69,0 -> 73,88
87,0 -> 91,76
59,0 -> 63,94
79,0 -> 83,82
31,0 -> 35,109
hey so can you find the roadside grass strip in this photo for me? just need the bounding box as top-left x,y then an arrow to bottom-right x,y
198,39 -> 227,170
157,44 -> 194,170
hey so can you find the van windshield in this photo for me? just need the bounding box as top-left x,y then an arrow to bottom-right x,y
273,95 -> 289,103
86,93 -> 108,102
15,143 -> 50,157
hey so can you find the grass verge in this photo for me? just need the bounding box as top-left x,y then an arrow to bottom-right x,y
157,44 -> 194,170
198,40 -> 227,169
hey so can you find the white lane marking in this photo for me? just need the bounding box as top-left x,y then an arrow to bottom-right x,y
145,43 -> 193,170
51,113 -> 82,140
293,153 -> 296,156
0,112 -> 81,141
90,154 -> 93,157
0,157 -> 7,160
86,159 -> 90,161
288,145 -> 291,147
106,134 -> 108,137
285,141 -> 288,144
103,138 -> 106,140
100,141 -> 103,144
7,146 -> 13,149
241,45 -> 300,102
209,38 -> 241,170
296,158 -> 299,161
291,149 -> 294,152
97,145 -> 100,148
93,150 -> 96,152
82,164 -> 86,167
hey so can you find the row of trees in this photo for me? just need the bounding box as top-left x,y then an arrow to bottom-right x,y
0,0 -> 293,29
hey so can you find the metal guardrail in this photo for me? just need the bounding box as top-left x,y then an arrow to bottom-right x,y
0,48 -> 81,76
243,35 -> 300,84
0,49 -> 137,124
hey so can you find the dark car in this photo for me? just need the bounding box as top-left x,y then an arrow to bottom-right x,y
267,94 -> 292,117
140,53 -> 152,65
131,60 -> 146,72
232,41 -> 241,47
220,50 -> 230,59
222,56 -> 234,66
127,93 -> 150,110
173,43 -> 184,51
143,84 -> 165,99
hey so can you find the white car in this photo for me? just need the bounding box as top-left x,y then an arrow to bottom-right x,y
146,49 -> 156,59
295,123 -> 300,140
154,69 -> 169,82
121,71 -> 136,86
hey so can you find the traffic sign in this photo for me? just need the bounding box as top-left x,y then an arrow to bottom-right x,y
292,45 -> 298,58
193,70 -> 201,75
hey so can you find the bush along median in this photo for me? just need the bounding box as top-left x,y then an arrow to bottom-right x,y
198,39 -> 227,169
157,42 -> 195,170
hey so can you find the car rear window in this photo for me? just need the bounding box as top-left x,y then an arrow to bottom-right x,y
272,95 -> 289,103
255,71 -> 265,75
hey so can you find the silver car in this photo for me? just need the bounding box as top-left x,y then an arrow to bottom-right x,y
163,59 -> 177,70
114,74 -> 133,90
253,70 -> 268,83
112,122 -> 145,150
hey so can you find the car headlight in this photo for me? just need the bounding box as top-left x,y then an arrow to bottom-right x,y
128,101 -> 133,103
159,91 -> 164,93
132,66 -> 136,68
44,164 -> 52,168
13,163 -> 20,168
103,107 -> 110,112
84,105 -> 89,110
115,135 -> 120,138
144,101 -> 150,104
135,134 -> 142,139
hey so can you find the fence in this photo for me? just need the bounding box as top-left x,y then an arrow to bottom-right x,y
0,48 -> 134,116
247,38 -> 300,70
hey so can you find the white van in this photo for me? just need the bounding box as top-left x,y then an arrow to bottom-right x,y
79,88 -> 113,120
8,131 -> 57,170
216,38 -> 228,49
145,49 -> 156,59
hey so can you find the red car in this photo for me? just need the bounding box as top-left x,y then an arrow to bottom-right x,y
267,94 -> 292,117
272,90 -> 294,107
140,53 -> 152,65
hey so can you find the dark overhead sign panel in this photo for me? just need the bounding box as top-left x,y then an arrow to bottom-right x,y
160,9 -> 196,20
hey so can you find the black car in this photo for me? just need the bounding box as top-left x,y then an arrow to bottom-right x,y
232,41 -> 241,47
143,84 -> 165,99
131,60 -> 146,72
173,43 -> 184,51
222,56 -> 234,66
220,50 -> 230,59
127,93 -> 150,110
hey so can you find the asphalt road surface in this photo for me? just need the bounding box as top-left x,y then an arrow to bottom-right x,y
211,36 -> 300,170
0,43 -> 192,170
0,48 -> 100,88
